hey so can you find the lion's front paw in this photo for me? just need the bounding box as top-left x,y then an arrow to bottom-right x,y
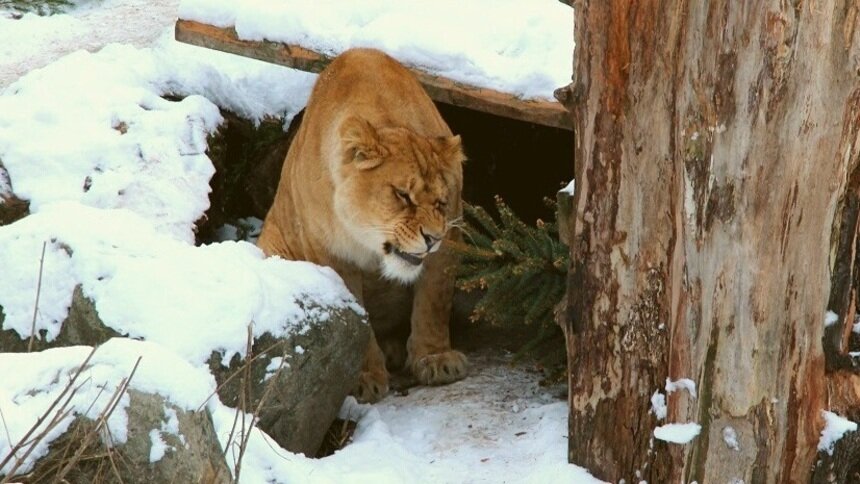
354,370 -> 389,403
410,350 -> 468,386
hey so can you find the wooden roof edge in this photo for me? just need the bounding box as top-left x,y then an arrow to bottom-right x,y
175,19 -> 573,131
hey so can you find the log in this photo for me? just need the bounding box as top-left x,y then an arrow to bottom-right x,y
174,20 -> 572,131
566,2 -> 860,482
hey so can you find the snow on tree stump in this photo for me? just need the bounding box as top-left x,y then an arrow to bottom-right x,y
18,389 -> 230,484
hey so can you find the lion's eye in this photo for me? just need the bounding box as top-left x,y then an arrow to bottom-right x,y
394,188 -> 413,205
435,200 -> 448,211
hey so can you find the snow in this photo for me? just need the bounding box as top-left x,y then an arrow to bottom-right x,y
0,203 -> 359,365
818,410 -> 858,456
665,378 -> 697,399
654,423 -> 702,444
0,0 -> 181,89
149,429 -> 171,463
825,310 -> 839,327
178,0 -> 574,101
650,391 -> 667,420
213,216 -> 263,243
149,406 -> 185,462
0,338 -> 217,475
651,381 -> 700,444
0,1 -> 592,482
0,0 -> 598,483
722,426 -> 740,451
561,179 -> 575,195
211,353 -> 603,484
0,32 -> 315,242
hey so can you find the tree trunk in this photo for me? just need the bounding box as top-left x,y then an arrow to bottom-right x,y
566,2 -> 860,482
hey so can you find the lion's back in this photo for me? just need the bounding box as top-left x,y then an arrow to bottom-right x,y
305,49 -> 451,142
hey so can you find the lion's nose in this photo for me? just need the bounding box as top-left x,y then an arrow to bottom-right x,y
420,228 -> 441,252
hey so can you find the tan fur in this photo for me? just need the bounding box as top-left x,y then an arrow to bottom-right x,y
257,48 -> 468,402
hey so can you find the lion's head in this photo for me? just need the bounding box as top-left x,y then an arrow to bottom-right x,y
332,115 -> 464,283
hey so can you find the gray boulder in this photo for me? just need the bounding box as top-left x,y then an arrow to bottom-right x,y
0,288 -> 369,457
210,306 -> 369,457
8,389 -> 230,484
0,286 -> 121,353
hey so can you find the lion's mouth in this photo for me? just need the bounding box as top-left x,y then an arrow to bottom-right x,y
384,242 -> 424,266
393,248 -> 424,266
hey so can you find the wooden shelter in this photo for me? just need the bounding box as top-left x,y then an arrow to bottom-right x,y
174,19 -> 572,131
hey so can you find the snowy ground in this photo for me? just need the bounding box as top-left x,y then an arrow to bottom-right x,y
0,0 -> 180,89
0,1 -> 600,482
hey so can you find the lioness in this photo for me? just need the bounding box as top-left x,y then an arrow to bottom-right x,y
257,48 -> 468,402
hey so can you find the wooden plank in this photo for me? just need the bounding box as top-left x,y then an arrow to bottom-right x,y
175,20 -> 573,130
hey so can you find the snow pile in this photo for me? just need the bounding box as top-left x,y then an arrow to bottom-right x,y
178,0 -> 574,100
0,203 -> 358,365
818,410 -> 858,456
654,423 -> 701,444
0,33 -> 315,242
0,339 -> 217,476
0,13 -> 86,73
208,355 -> 604,484
0,29 -> 358,480
0,4 -> 591,481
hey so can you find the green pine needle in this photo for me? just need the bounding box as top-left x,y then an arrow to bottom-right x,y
451,197 -> 571,364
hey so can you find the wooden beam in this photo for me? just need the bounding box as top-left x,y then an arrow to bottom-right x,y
175,20 -> 573,130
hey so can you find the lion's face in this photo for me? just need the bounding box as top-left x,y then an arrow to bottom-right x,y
333,116 -> 464,283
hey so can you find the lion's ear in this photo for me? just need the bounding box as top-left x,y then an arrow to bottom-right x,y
435,135 -> 466,167
340,116 -> 384,170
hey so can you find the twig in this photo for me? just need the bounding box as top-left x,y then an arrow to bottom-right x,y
101,425 -> 128,484
231,325 -> 255,484
0,408 -> 12,460
27,241 -> 47,352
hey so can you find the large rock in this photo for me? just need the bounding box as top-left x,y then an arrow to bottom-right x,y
0,288 -> 369,457
16,389 -> 230,484
210,305 -> 369,456
0,286 -> 121,353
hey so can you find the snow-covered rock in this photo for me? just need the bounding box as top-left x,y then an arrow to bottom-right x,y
210,312 -> 369,456
0,339 -> 229,481
0,32 -> 370,463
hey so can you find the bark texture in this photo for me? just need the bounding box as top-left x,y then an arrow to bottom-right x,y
567,2 -> 860,482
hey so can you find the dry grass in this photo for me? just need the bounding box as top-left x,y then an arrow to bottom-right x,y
315,418 -> 357,458
221,324 -> 285,484
0,350 -> 139,484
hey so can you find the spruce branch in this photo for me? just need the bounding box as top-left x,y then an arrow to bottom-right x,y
451,196 -> 570,363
